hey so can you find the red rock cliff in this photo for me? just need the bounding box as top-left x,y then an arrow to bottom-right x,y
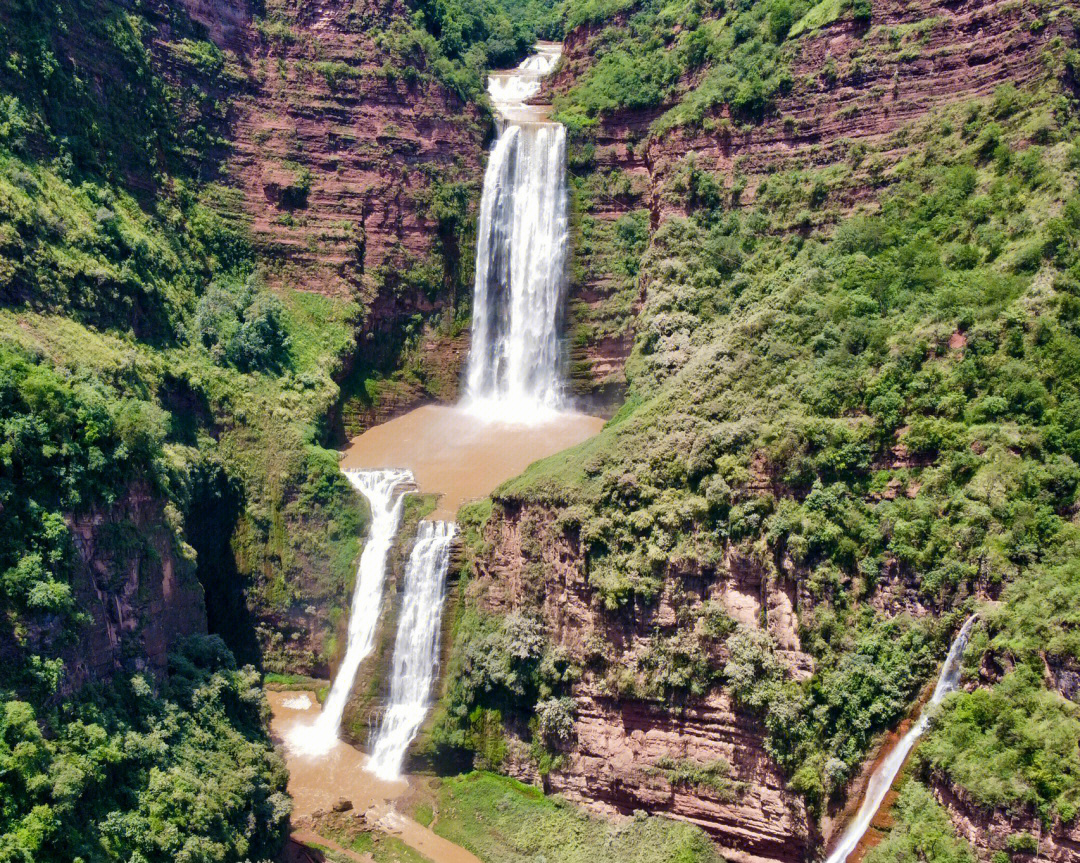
63,486 -> 206,694
166,0 -> 487,426
548,0 -> 1075,398
463,501 -> 817,863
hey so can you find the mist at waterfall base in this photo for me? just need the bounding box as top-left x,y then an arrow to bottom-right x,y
824,616 -> 977,863
367,521 -> 457,779
285,469 -> 413,757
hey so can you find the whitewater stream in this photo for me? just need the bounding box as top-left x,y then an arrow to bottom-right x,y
274,42 -> 599,863
286,469 -> 413,757
368,520 -> 457,778
824,616 -> 977,863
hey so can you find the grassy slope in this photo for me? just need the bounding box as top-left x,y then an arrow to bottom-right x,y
431,772 -> 722,863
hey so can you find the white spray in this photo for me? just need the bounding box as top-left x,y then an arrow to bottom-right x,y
367,521 -> 458,779
464,45 -> 569,421
286,469 -> 413,757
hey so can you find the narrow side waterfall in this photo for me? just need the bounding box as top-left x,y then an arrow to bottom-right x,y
825,615 -> 978,863
287,469 -> 413,757
464,46 -> 569,418
367,521 -> 457,779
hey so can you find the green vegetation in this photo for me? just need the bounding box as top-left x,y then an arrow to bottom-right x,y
920,668 -> 1080,824
319,823 -> 432,863
553,0 -> 874,137
430,608 -> 578,767
917,557 -> 1080,825
474,76 -> 1080,816
0,0 -> 379,859
431,772 -> 723,863
650,756 -> 744,800
0,635 -> 289,862
257,0 -> 559,104
864,780 -> 975,863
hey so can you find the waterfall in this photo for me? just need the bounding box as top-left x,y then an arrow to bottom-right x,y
464,48 -> 569,418
286,469 -> 413,757
825,615 -> 978,863
367,521 -> 457,779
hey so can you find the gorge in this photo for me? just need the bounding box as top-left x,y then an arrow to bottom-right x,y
2,0 -> 1080,862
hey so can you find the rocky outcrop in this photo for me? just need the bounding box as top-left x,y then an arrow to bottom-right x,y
932,779 -> 1080,863
162,0 -> 486,429
64,485 -> 206,693
528,691 -> 813,863
464,501 -> 816,863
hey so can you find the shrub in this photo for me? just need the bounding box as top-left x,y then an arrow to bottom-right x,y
192,279 -> 291,371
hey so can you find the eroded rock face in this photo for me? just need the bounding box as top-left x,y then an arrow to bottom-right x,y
933,779 -> 1080,863
163,0 -> 487,428
65,485 -> 207,693
466,502 -> 816,862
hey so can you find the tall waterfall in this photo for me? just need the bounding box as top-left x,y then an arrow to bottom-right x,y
464,47 -> 569,417
825,615 -> 977,863
367,521 -> 457,779
287,469 -> 413,757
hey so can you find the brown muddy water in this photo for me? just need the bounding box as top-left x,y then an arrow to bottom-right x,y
341,404 -> 604,518
268,690 -> 482,863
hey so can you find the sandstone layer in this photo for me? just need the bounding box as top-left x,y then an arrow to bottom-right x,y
463,501 -> 817,863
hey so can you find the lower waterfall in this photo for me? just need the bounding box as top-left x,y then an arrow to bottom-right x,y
287,469 -> 413,756
367,521 -> 457,779
825,615 -> 977,863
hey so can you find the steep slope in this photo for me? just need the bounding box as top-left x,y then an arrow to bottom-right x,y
208,0 -> 490,428
431,1 -> 1080,860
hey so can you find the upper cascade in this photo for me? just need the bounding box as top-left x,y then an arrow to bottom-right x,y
463,43 -> 569,422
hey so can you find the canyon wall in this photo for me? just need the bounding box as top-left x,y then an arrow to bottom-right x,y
0,485 -> 210,697
65,486 -> 207,691
166,0 -> 486,431
142,0 -> 491,674
444,1 -> 1080,859
550,0 -> 1075,400
933,779 -> 1080,863
461,501 -> 817,863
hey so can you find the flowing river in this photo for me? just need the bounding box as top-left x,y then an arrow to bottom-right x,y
272,42 -> 601,862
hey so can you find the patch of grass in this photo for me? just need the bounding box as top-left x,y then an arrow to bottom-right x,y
432,777 -> 725,863
789,0 -> 843,38
412,801 -> 435,828
431,772 -> 721,863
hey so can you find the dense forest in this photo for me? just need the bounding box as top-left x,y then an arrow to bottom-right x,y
2,0 -> 1080,860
